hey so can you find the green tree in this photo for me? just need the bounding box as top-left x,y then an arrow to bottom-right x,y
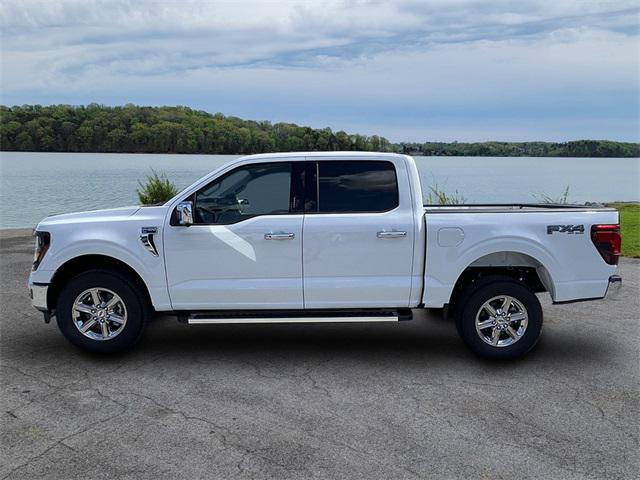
0,104 -> 637,157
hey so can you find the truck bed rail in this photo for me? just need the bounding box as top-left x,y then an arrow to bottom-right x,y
424,203 -> 616,214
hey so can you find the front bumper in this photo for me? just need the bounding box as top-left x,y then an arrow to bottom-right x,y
29,283 -> 49,311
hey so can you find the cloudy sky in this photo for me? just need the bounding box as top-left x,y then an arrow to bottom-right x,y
1,0 -> 638,142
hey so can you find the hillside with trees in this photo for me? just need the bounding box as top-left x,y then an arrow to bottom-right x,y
0,104 -> 393,154
1,104 -> 638,157
398,140 -> 640,158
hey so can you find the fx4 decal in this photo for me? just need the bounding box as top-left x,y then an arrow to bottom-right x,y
547,224 -> 585,235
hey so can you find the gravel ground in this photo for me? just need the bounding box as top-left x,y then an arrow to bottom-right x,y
1,229 -> 638,479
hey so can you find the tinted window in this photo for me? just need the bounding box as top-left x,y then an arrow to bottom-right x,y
194,162 -> 291,224
317,161 -> 398,213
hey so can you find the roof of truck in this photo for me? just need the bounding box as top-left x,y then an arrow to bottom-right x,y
238,151 -> 410,161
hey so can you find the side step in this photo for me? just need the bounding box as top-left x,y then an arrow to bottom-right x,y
183,309 -> 411,325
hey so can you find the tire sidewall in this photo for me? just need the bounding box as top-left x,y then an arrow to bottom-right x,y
56,270 -> 147,353
460,280 -> 543,359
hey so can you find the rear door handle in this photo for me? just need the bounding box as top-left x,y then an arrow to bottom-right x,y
265,232 -> 295,240
377,230 -> 407,239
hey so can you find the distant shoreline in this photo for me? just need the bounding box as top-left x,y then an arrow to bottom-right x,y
2,104 -> 639,158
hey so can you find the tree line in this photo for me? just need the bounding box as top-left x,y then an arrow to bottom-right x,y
0,104 -> 393,154
1,104 -> 638,157
398,140 -> 640,158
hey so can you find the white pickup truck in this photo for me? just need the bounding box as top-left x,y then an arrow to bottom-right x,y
28,152 -> 622,358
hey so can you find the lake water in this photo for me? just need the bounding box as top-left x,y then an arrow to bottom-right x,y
0,152 -> 638,228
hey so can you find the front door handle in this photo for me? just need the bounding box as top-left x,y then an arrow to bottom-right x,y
265,232 -> 295,240
377,230 -> 407,239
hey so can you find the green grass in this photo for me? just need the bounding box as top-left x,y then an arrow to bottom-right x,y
608,203 -> 640,258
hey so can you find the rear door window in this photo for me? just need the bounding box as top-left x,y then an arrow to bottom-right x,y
316,161 -> 399,213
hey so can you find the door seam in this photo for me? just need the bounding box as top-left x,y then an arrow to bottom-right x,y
301,214 -> 306,309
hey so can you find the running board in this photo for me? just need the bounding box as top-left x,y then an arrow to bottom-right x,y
184,309 -> 410,325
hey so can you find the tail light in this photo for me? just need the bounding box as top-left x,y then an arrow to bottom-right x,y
32,231 -> 51,271
591,224 -> 621,265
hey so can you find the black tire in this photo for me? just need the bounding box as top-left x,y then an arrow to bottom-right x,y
456,278 -> 543,359
56,269 -> 149,353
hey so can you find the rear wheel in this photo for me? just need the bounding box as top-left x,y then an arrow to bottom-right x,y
456,279 -> 543,359
56,270 -> 149,353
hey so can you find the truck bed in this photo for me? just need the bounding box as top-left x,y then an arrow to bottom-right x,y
421,203 -> 619,307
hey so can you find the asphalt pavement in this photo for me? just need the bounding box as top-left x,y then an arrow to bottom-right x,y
1,229 -> 638,479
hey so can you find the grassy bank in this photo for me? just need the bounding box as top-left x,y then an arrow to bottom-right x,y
609,203 -> 640,258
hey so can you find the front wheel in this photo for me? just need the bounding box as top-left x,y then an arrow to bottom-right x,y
56,270 -> 149,353
457,279 -> 543,359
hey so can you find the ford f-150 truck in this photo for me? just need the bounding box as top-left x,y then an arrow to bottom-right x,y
28,152 -> 622,359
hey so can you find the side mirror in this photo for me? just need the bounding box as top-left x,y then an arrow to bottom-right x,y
176,201 -> 193,226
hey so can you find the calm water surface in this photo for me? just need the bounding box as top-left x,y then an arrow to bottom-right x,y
1,152 -> 638,228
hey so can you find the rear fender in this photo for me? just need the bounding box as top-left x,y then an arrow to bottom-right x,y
423,237 -> 561,307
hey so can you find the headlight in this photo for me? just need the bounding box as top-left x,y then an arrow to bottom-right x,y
32,231 -> 50,271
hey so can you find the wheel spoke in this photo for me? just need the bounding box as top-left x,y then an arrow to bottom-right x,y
501,296 -> 512,314
100,321 -> 110,338
80,319 -> 97,333
74,304 -> 93,315
477,319 -> 495,330
90,288 -> 101,307
483,303 -> 497,316
491,328 -> 500,345
506,326 -> 519,340
509,312 -> 526,323
108,313 -> 125,325
105,295 -> 120,309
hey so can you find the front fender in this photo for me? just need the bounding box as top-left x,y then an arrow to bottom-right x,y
37,226 -> 171,310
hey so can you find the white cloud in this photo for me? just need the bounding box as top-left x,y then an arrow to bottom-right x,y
1,0 -> 638,141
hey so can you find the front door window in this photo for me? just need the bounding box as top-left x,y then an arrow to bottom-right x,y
194,162 -> 293,224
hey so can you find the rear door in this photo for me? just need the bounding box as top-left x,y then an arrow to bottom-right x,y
302,158 -> 415,308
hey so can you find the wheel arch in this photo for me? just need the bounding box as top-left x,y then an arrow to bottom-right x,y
447,250 -> 555,314
47,254 -> 154,313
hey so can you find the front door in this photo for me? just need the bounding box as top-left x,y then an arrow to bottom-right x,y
303,159 -> 416,309
164,161 -> 304,310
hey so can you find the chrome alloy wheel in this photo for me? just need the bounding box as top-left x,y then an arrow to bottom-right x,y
72,288 -> 127,341
475,295 -> 528,348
